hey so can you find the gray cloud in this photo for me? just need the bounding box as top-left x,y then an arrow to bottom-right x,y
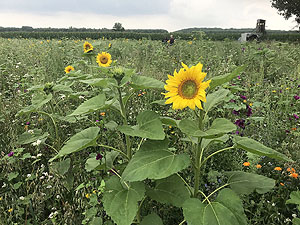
0,0 -> 171,16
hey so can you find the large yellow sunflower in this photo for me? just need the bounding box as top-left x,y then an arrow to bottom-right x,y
96,52 -> 112,67
64,65 -> 74,73
163,62 -> 211,110
83,41 -> 93,53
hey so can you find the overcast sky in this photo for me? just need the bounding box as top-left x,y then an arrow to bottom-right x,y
0,0 -> 297,31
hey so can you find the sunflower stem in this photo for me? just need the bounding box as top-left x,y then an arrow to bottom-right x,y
117,88 -> 132,160
193,109 -> 204,197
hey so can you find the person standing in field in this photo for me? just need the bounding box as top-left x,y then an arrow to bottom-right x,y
169,35 -> 175,45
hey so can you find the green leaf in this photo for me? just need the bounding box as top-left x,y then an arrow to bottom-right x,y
130,75 -> 165,89
179,118 -> 235,138
49,127 -> 100,162
17,93 -> 52,116
122,139 -> 190,182
8,172 -> 19,181
201,135 -> 229,149
151,99 -> 166,105
234,136 -> 292,161
204,88 -> 230,112
105,121 -> 118,130
118,111 -> 165,140
214,188 -> 248,225
52,84 -> 73,92
85,157 -> 100,172
17,129 -> 49,145
146,175 -> 190,207
89,217 -> 103,225
209,66 -> 245,90
160,116 -> 179,127
70,94 -> 106,116
140,213 -> 163,225
293,218 -> 300,225
183,198 -> 240,225
225,171 -> 275,194
51,158 -> 71,175
80,78 -> 116,88
286,191 -> 300,211
103,176 -> 145,225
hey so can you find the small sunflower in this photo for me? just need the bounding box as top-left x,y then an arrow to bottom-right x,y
96,52 -> 112,67
162,62 -> 211,110
83,41 -> 93,53
64,65 -> 74,74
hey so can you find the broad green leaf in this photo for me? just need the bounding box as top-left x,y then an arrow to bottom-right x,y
146,174 -> 190,207
49,127 -> 100,162
201,135 -> 229,149
140,213 -> 163,225
122,140 -> 190,182
183,196 -> 242,225
118,111 -> 165,140
204,88 -> 230,112
286,191 -> 300,211
179,118 -> 235,138
160,116 -> 179,127
225,171 -> 275,194
51,158 -> 71,175
80,78 -> 116,87
69,94 -> 106,116
85,157 -> 100,172
234,136 -> 292,161
209,66 -> 245,90
214,189 -> 248,225
8,172 -> 19,181
17,93 -> 52,116
17,129 -> 49,145
103,176 -> 145,225
151,99 -> 166,105
105,121 -> 118,130
293,218 -> 300,225
89,217 -> 103,225
52,84 -> 73,92
130,75 -> 165,89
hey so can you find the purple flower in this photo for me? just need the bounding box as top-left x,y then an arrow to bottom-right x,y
242,48 -> 245,52
232,110 -> 239,115
229,99 -> 236,103
240,95 -> 247,100
298,85 -> 300,88
235,131 -> 240,135
96,120 -> 99,122
293,114 -> 299,120
8,151 -> 14,157
96,153 -> 103,160
237,75 -> 241,80
26,122 -> 30,125
294,95 -> 300,100
279,90 -> 282,93
246,105 -> 253,117
24,89 -> 28,93
285,129 -> 290,134
234,119 -> 246,129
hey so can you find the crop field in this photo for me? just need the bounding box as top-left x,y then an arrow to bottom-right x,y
0,37 -> 300,225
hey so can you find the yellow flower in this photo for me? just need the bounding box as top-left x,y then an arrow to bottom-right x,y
108,43 -> 112,48
0,197 -> 2,201
93,190 -> 97,194
96,52 -> 112,67
249,103 -> 253,107
83,41 -> 93,53
162,62 -> 211,110
272,90 -> 276,93
243,100 -> 247,103
8,208 -> 13,213
188,41 -> 192,45
64,65 -> 75,74
85,193 -> 91,199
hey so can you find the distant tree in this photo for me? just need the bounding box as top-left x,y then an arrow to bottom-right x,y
270,0 -> 300,29
113,22 -> 125,32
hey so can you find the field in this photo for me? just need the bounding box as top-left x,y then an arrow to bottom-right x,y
0,37 -> 300,225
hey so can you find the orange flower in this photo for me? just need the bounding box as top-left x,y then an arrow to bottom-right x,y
243,162 -> 250,167
256,164 -> 262,169
290,173 -> 298,179
291,128 -> 297,131
100,112 -> 106,116
280,182 -> 284,186
274,167 -> 282,171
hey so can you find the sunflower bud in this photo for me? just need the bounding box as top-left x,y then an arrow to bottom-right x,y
43,82 -> 54,94
112,67 -> 125,85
